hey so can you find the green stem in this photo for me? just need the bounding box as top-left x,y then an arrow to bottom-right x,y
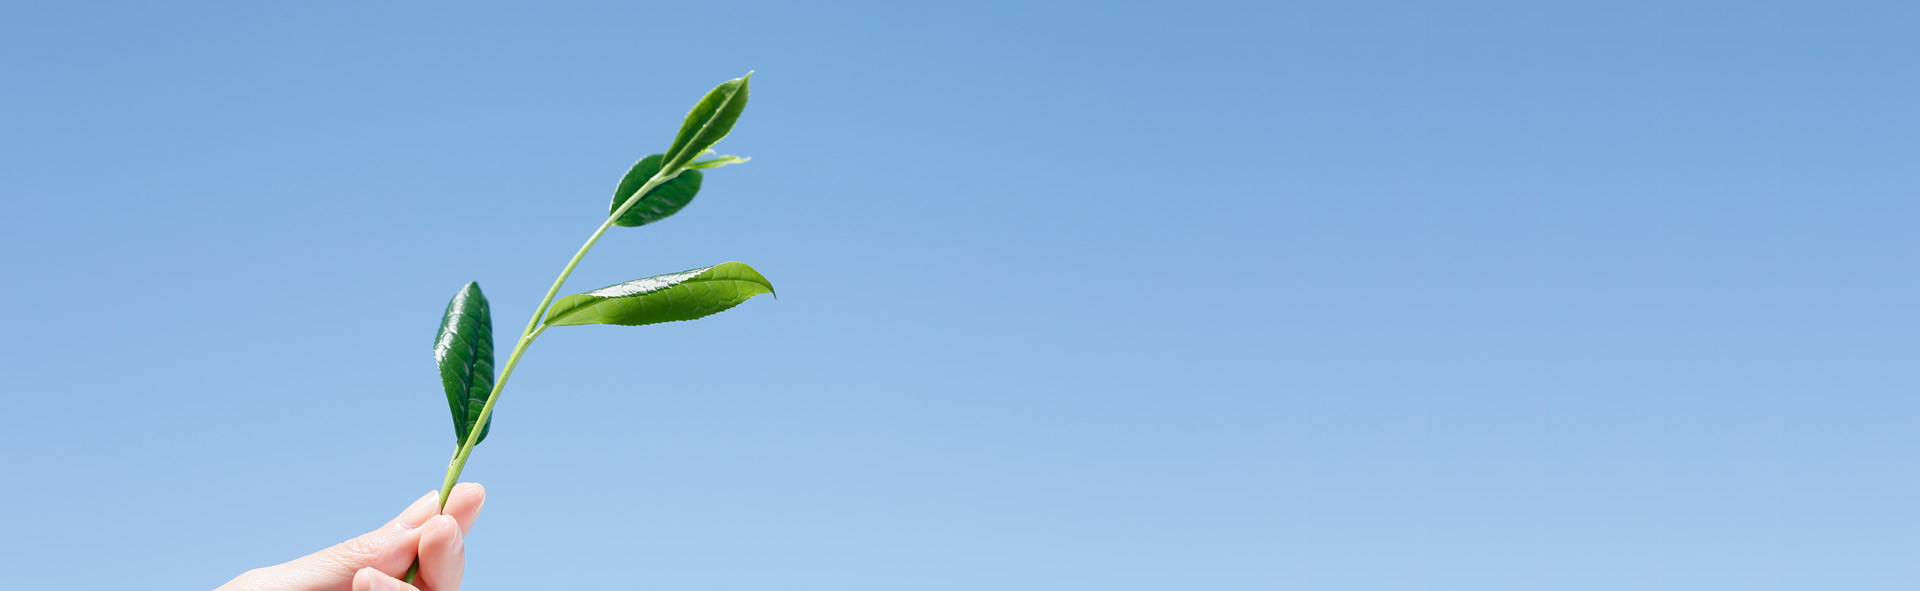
403,167 -> 684,584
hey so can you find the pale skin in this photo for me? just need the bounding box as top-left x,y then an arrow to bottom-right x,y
216,483 -> 485,591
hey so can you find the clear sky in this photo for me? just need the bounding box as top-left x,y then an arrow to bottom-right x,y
1,1 -> 1915,589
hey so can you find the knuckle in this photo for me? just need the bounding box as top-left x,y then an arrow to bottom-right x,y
329,534 -> 385,566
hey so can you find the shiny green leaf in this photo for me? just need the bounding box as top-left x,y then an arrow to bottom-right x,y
544,262 -> 774,327
609,154 -> 703,227
433,282 -> 495,445
687,155 -> 750,169
663,73 -> 750,171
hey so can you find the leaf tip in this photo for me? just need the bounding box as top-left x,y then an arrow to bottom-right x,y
731,71 -> 752,102
723,260 -> 775,299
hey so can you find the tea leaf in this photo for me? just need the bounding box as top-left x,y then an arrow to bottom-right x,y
544,262 -> 773,327
433,282 -> 495,445
687,155 -> 750,169
610,154 -> 703,227
663,73 -> 751,171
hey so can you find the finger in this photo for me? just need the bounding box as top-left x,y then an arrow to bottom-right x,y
289,490 -> 439,580
440,483 -> 486,535
354,566 -> 422,591
358,490 -> 443,576
384,490 -> 442,530
416,514 -> 466,591
364,525 -> 427,577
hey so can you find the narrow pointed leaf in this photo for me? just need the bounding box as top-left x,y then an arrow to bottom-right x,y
687,155 -> 750,169
663,73 -> 751,171
433,282 -> 495,445
609,154 -> 703,227
544,262 -> 774,327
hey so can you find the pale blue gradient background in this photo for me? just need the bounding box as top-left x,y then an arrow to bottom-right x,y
2,2 -> 1916,589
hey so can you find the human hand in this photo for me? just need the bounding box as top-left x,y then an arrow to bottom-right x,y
216,483 -> 485,591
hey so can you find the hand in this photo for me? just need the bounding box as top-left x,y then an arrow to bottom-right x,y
217,483 -> 485,591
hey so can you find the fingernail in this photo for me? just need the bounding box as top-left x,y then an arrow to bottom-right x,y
467,483 -> 486,516
353,567 -> 376,590
433,513 -> 462,538
365,570 -> 405,591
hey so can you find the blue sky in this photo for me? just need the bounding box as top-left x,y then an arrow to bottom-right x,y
1,1 -> 1916,589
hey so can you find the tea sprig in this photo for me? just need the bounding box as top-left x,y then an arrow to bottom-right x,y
410,72 -> 769,583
